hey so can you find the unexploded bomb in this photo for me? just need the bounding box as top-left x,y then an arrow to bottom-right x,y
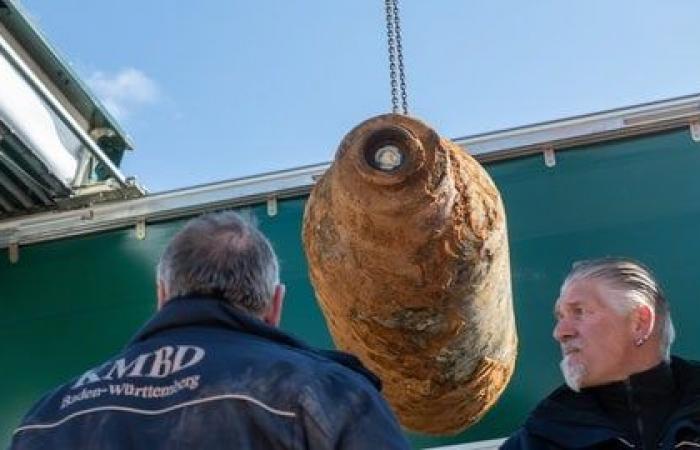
302,114 -> 517,435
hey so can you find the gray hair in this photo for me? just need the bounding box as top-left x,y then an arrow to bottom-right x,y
562,257 -> 675,361
157,211 -> 279,315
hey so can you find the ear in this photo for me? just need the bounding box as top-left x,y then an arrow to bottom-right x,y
262,284 -> 285,327
156,279 -> 169,310
633,304 -> 655,341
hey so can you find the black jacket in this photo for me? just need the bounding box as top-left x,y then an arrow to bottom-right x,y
10,297 -> 410,450
502,357 -> 700,450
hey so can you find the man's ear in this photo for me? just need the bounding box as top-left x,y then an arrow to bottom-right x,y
634,304 -> 655,341
262,284 -> 285,327
156,279 -> 169,310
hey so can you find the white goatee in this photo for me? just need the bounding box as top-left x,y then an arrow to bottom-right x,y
560,355 -> 587,392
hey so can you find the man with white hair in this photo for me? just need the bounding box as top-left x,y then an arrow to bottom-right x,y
503,257 -> 700,449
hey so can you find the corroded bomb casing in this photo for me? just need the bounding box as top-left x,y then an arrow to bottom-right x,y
302,114 -> 517,435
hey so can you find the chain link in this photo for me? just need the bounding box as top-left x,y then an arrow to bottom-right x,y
384,0 -> 408,114
392,0 -> 408,114
385,0 -> 398,113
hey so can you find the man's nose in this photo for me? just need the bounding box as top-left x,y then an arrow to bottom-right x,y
553,318 -> 575,342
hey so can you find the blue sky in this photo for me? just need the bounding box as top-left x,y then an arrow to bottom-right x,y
20,0 -> 700,193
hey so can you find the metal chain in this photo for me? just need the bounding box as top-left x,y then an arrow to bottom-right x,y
385,0 -> 399,113
384,0 -> 408,114
392,0 -> 408,114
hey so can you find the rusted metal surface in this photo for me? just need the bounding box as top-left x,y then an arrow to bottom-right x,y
302,114 -> 517,435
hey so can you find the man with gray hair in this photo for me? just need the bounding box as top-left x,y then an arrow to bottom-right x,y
503,257 -> 700,450
11,211 -> 410,450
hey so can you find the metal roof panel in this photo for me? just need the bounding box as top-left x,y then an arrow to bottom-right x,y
0,0 -> 133,151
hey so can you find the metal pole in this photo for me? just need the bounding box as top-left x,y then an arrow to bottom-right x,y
0,34 -> 129,188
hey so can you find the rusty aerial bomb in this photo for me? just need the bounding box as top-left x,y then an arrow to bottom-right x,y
302,114 -> 517,435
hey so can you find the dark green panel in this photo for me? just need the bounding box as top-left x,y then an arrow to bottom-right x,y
1,220 -> 165,445
3,127 -> 700,449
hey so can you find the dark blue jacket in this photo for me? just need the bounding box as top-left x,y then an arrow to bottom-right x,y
501,357 -> 700,450
10,297 -> 410,450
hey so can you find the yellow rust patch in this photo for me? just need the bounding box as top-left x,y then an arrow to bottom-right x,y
395,357 -> 514,435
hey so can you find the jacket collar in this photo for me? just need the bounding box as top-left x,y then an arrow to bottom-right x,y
526,385 -> 622,448
128,296 -> 382,390
586,361 -> 675,414
667,357 -> 700,426
525,357 -> 700,447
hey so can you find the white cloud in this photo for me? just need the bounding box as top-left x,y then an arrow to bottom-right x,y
87,68 -> 159,120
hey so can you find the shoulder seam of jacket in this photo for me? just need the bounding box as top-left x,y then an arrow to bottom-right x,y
13,393 -> 297,435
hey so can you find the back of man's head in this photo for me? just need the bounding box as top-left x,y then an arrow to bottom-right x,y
157,211 -> 280,316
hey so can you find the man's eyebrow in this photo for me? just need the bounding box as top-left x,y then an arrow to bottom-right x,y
553,300 -> 582,316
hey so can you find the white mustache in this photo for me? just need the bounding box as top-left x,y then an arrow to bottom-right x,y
561,343 -> 581,355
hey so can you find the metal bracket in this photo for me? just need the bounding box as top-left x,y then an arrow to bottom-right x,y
543,146 -> 556,168
135,219 -> 147,240
690,121 -> 700,142
267,197 -> 278,217
8,241 -> 19,264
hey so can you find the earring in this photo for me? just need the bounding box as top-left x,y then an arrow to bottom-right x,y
634,337 -> 646,347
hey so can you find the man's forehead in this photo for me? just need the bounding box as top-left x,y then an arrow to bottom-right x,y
555,279 -> 604,310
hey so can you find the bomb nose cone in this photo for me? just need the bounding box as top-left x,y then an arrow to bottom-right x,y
363,126 -> 410,173
352,124 -> 424,186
